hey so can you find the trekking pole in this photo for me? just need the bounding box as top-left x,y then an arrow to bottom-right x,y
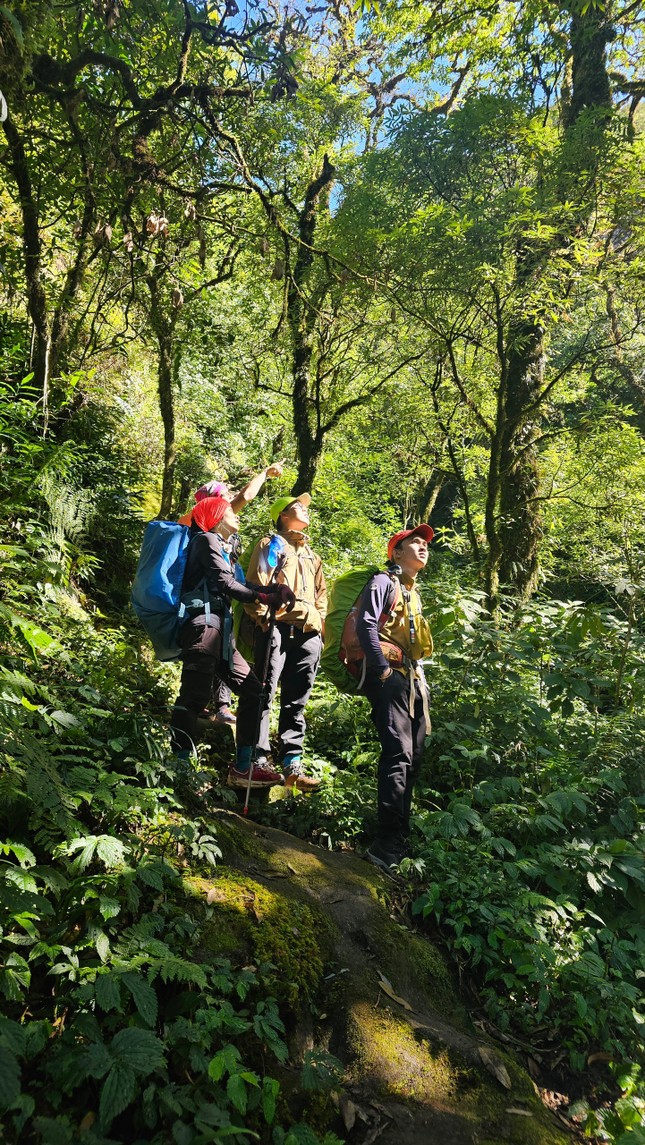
243,546 -> 287,816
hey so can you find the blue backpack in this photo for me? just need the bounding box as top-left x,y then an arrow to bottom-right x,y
131,521 -> 191,661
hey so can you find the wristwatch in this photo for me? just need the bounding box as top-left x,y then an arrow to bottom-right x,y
379,666 -> 393,681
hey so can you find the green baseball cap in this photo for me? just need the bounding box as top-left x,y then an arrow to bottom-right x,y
269,493 -> 311,526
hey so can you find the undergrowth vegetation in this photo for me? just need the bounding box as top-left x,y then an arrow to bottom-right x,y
266,580 -> 645,1138
2,372 -> 645,1139
0,390 -> 343,1144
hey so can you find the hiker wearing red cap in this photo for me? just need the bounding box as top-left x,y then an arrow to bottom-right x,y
169,495 -> 295,786
355,525 -> 434,873
178,462 -> 284,726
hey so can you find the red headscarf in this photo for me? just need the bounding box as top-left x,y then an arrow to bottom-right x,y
191,496 -> 229,533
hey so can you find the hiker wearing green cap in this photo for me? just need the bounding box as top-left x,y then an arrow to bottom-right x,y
233,494 -> 327,791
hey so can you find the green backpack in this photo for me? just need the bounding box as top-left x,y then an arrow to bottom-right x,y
320,566 -> 399,695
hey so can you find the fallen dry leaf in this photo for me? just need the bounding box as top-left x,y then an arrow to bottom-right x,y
587,1051 -> 612,1065
339,1093 -> 358,1131
377,972 -> 413,1012
478,1045 -> 512,1089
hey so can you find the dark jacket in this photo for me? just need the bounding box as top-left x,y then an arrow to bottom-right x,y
182,529 -> 260,607
355,572 -> 397,676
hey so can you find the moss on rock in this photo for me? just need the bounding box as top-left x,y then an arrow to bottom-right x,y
347,1002 -> 457,1103
185,868 -> 334,1007
184,812 -> 571,1145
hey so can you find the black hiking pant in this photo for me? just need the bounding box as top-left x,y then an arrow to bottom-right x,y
362,669 -> 427,843
212,679 -> 233,713
170,615 -> 262,754
236,623 -> 322,764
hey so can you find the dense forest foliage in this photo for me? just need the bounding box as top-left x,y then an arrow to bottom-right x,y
1,0 -> 645,1141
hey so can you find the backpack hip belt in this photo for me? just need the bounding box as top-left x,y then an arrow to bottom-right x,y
181,588 -> 234,665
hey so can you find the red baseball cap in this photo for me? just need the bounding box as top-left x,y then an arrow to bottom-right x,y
387,524 -> 434,561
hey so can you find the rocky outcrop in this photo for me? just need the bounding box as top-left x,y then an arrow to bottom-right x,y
186,809 -> 569,1145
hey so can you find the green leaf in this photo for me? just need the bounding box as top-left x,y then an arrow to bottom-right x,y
99,896 -> 121,920
82,1041 -> 113,1080
0,954 -> 30,1000
227,1072 -> 248,1115
66,837 -> 98,872
121,972 -> 158,1027
208,1043 -> 241,1081
300,1050 -> 344,1093
136,862 -> 166,890
0,841 -> 36,868
0,1044 -> 21,1110
240,1070 -> 260,1086
172,1122 -> 193,1145
262,1076 -> 279,1124
111,1027 -> 165,1075
31,1116 -> 74,1145
95,973 -> 122,1013
95,931 -> 110,963
95,836 -> 127,868
0,6 -> 24,47
49,709 -> 79,728
99,1060 -> 136,1128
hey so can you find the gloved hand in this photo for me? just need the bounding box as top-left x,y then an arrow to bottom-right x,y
269,586 -> 295,613
255,582 -> 296,611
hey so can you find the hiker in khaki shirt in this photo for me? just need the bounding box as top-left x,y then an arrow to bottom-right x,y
234,494 -> 327,791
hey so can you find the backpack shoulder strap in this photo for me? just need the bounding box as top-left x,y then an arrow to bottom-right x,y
383,571 -> 401,616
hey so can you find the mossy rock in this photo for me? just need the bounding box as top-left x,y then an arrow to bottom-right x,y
185,867 -> 335,1009
187,810 -> 571,1145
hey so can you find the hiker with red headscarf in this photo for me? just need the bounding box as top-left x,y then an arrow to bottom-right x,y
354,525 -> 435,874
169,495 -> 294,787
178,462 -> 285,726
178,462 -> 285,527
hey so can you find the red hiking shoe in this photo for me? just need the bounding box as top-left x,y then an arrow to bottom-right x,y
227,762 -> 283,789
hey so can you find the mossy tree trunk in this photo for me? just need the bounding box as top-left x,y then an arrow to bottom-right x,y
484,0 -> 615,610
287,155 -> 336,494
147,262 -> 179,520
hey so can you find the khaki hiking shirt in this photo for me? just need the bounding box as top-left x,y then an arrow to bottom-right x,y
243,530 -> 327,634
379,573 -> 433,674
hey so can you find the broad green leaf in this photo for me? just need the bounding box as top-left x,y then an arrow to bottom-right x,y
121,972 -> 158,1027
99,1060 -> 136,1128
0,6 -> 24,47
111,1027 -> 165,1075
0,1044 -> 20,1110
208,1043 -> 241,1081
262,1077 -> 280,1124
226,1072 -> 248,1115
0,842 -> 36,867
95,973 -> 122,1012
95,931 -> 110,963
95,837 -> 127,868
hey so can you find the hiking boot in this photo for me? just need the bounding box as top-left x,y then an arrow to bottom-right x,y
365,837 -> 406,875
227,762 -> 284,789
283,754 -> 321,791
214,706 -> 236,726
